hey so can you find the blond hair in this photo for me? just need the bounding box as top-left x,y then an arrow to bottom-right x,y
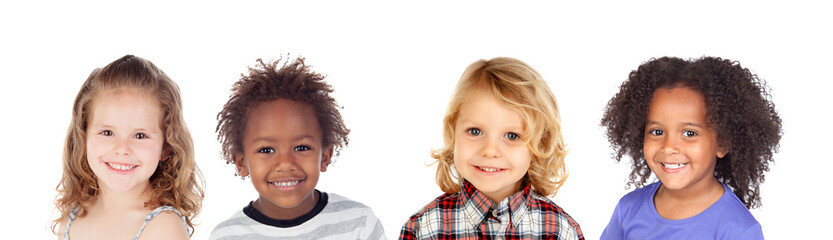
432,57 -> 568,197
52,55 -> 204,234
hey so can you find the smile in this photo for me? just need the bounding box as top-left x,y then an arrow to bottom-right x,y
476,166 -> 505,173
106,162 -> 137,171
661,162 -> 687,169
270,180 -> 302,187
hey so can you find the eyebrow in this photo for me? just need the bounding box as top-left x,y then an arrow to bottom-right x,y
682,122 -> 705,128
89,123 -> 112,129
89,124 -> 156,132
457,119 -> 523,131
645,120 -> 705,128
457,118 -> 478,124
250,135 -> 315,143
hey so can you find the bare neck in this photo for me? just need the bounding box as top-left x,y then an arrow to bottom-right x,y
654,178 -> 724,220
92,182 -> 152,212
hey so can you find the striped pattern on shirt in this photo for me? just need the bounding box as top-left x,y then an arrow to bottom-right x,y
210,191 -> 386,240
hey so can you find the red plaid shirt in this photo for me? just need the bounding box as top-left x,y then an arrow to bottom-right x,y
400,180 -> 584,240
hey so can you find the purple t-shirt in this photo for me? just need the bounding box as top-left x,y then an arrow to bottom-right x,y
601,182 -> 763,240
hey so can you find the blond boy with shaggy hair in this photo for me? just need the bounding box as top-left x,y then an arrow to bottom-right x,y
400,57 -> 583,239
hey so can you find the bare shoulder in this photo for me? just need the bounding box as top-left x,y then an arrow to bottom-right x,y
138,211 -> 189,240
54,217 -> 67,240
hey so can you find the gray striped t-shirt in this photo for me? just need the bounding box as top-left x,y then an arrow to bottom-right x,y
210,191 -> 386,240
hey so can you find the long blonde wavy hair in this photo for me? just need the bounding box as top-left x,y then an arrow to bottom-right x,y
52,55 -> 204,234
432,57 -> 569,197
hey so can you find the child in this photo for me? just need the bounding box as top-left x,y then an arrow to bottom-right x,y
52,55 -> 204,239
599,56 -> 782,239
400,57 -> 584,239
211,56 -> 385,239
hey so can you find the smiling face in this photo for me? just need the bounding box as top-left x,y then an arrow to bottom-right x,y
235,99 -> 332,219
453,90 -> 531,203
86,88 -> 165,194
644,87 -> 728,193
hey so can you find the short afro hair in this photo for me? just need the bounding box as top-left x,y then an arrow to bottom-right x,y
601,56 -> 782,209
216,56 -> 350,169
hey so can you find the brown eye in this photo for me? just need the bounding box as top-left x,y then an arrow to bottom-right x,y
134,133 -> 148,139
294,145 -> 311,151
257,147 -> 275,154
100,130 -> 113,136
683,130 -> 697,137
649,129 -> 663,136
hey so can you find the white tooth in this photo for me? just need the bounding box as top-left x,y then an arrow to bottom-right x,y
479,167 -> 500,172
108,162 -> 136,170
662,163 -> 685,169
273,181 -> 300,187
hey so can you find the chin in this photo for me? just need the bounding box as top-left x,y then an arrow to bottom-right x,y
265,192 -> 314,208
658,178 -> 690,191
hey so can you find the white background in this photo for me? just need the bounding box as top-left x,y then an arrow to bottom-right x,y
1,1 -> 830,239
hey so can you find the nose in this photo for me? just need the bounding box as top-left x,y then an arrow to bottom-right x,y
480,135 -> 502,158
113,136 -> 131,156
273,150 -> 296,172
660,135 -> 680,155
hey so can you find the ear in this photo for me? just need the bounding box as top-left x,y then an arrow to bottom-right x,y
716,144 -> 730,159
233,152 -> 249,177
320,146 -> 334,172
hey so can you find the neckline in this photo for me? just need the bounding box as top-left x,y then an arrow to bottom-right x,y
461,180 -> 532,227
243,190 -> 329,228
648,182 -> 730,223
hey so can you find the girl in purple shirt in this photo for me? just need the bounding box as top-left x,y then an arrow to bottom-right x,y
600,56 -> 782,239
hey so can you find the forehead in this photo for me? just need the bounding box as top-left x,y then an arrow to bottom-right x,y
243,99 -> 322,141
647,87 -> 708,123
457,90 -> 524,126
89,88 -> 162,124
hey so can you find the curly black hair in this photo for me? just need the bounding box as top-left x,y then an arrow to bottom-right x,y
601,56 -> 782,209
216,56 -> 350,170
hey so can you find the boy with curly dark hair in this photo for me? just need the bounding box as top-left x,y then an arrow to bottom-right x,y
600,56 -> 781,239
210,56 -> 385,239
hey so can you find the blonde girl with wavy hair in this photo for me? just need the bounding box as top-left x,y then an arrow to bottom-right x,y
52,55 -> 204,239
400,57 -> 584,239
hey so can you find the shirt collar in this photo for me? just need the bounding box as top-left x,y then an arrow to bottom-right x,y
460,179 -> 533,228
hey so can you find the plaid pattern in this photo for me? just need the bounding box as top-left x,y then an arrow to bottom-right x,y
400,181 -> 584,240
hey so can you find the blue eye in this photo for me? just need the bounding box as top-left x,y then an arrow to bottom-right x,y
257,147 -> 275,154
505,132 -> 520,141
648,129 -> 663,136
467,128 -> 482,136
683,130 -> 697,137
134,133 -> 148,139
294,145 -> 311,151
100,130 -> 113,136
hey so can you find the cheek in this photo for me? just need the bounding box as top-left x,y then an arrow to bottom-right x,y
85,138 -> 106,160
302,153 -> 323,171
642,140 -> 659,160
134,141 -> 165,163
452,138 -> 476,163
689,142 -> 716,163
246,157 -> 268,175
512,148 -> 533,169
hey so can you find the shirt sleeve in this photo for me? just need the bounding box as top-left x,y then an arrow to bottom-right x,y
399,212 -> 423,240
734,222 -> 764,240
600,200 -> 624,240
398,227 -> 416,240
365,212 -> 387,240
